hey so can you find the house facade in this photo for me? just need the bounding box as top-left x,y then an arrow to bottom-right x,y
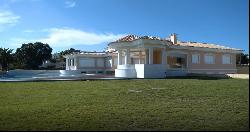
64,33 -> 243,78
64,52 -> 116,74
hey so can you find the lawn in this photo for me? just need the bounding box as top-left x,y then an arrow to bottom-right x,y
0,78 -> 249,131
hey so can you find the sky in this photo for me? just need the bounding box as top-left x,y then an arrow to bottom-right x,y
0,0 -> 249,53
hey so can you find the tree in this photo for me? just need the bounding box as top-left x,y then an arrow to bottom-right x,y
15,42 -> 52,69
236,53 -> 249,65
0,48 -> 14,71
59,48 -> 81,62
59,48 -> 81,56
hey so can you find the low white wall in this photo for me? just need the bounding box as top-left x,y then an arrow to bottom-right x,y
117,65 -> 135,69
116,64 -> 167,78
67,66 -> 77,70
135,64 -> 144,78
143,64 -> 166,78
115,65 -> 137,78
115,69 -> 137,78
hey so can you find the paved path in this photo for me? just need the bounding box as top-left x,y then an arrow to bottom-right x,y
227,74 -> 249,79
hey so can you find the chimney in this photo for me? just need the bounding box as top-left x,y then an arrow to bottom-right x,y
170,33 -> 177,44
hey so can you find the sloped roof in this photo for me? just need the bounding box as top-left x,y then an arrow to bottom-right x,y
110,34 -> 243,51
176,41 -> 242,51
111,34 -> 167,43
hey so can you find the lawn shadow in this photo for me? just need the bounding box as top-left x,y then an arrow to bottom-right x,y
165,74 -> 232,80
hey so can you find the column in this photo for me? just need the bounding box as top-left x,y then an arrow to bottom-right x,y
139,51 -> 142,64
70,59 -> 73,66
111,54 -> 114,68
66,58 -> 68,66
162,48 -> 166,64
73,58 -> 76,70
117,50 -> 122,65
149,48 -> 154,64
75,57 -> 78,68
65,58 -> 68,70
124,49 -> 130,65
145,49 -> 149,64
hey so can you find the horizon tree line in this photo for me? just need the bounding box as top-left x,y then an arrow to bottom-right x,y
0,42 -> 82,71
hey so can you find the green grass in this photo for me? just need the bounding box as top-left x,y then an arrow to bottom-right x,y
0,79 -> 249,131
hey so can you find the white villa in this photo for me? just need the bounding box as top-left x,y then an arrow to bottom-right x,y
64,33 -> 243,78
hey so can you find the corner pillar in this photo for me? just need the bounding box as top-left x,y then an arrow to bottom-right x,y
124,49 -> 130,65
149,48 -> 154,64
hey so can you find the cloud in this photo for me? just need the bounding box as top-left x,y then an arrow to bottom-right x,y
65,1 -> 76,8
9,28 -> 126,49
40,28 -> 125,47
0,10 -> 20,31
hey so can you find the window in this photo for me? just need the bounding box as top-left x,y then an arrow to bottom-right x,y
205,54 -> 215,64
192,54 -> 200,64
79,58 -> 95,67
167,56 -> 187,69
222,54 -> 231,64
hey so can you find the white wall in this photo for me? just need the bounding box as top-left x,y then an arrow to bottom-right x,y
115,64 -> 167,78
143,64 -> 166,78
115,65 -> 137,78
135,64 -> 144,78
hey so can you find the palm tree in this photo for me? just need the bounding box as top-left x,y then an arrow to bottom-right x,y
0,48 -> 14,71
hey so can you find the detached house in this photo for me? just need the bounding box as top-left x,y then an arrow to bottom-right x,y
64,33 -> 243,78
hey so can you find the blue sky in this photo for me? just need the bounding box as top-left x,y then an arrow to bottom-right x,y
0,0 -> 249,53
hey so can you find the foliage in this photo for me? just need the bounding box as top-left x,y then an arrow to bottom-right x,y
58,48 -> 81,62
0,79 -> 248,131
0,48 -> 14,71
236,53 -> 249,64
59,48 -> 81,55
15,42 -> 52,69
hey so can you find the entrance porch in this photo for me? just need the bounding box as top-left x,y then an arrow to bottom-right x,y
115,48 -> 188,78
115,47 -> 166,78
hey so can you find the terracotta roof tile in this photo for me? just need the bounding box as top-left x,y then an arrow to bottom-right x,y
176,41 -> 242,51
112,34 -> 165,43
110,34 -> 243,51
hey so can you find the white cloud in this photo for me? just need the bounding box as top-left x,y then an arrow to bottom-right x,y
0,10 -> 20,31
9,28 -> 126,49
65,1 -> 76,8
40,28 -> 125,47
